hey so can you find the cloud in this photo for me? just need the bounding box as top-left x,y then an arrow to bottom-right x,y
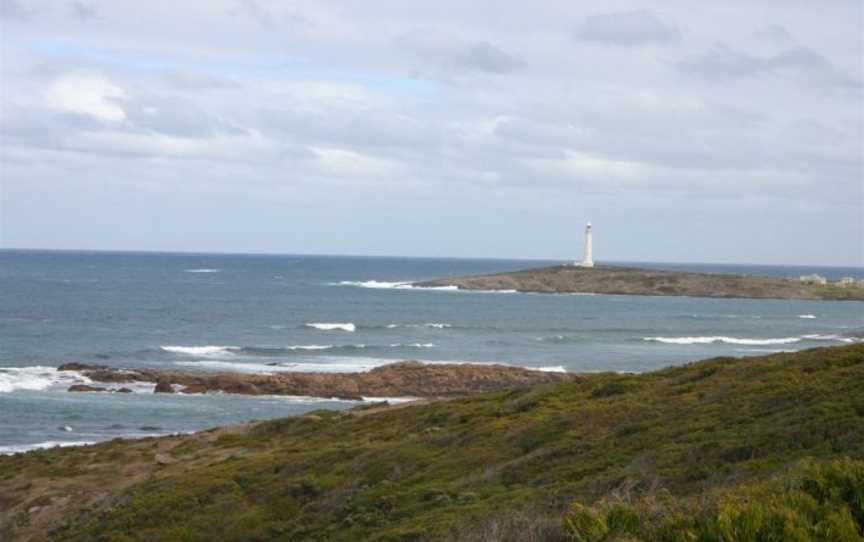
0,0 -> 32,21
163,71 -> 240,90
43,73 -> 128,122
398,33 -> 525,75
453,41 -> 526,73
678,44 -> 863,88
0,0 -> 860,263
573,9 -> 681,46
68,1 -> 99,19
754,24 -> 791,43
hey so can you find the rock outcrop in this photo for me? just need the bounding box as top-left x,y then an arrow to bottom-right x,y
58,361 -> 575,399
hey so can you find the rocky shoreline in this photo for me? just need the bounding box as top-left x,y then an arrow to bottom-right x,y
58,361 -> 576,400
417,264 -> 864,300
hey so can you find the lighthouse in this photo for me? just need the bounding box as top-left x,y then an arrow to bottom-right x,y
578,222 -> 594,267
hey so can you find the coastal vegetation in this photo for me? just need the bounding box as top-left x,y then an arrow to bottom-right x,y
1,344 -> 863,541
417,265 -> 864,301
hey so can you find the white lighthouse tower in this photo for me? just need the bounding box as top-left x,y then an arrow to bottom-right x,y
578,222 -> 594,267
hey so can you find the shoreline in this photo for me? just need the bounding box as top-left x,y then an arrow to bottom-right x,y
3,344 -> 862,540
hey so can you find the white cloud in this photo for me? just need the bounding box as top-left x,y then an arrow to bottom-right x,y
43,73 -> 128,122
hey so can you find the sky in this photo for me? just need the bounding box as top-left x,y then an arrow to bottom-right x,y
1,0 -> 862,266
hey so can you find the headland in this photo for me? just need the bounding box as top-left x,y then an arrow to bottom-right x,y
417,264 -> 864,300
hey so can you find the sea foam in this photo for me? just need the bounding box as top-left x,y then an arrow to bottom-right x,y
0,366 -> 91,393
0,440 -> 97,455
185,268 -> 221,273
643,336 -> 802,346
336,280 -> 458,291
161,345 -> 238,356
306,323 -> 356,332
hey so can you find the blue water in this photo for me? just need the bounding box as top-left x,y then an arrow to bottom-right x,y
2,250 -> 862,452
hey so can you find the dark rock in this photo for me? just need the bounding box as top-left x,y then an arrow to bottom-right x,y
154,381 -> 175,394
180,383 -> 208,394
68,384 -> 108,392
139,426 -> 162,431
114,387 -> 133,393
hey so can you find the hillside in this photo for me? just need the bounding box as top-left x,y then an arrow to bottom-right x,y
416,265 -> 864,300
1,345 -> 863,541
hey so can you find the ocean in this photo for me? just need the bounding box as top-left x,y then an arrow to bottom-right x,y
1,249 -> 862,453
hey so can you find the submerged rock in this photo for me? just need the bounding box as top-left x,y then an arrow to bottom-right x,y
153,381 -> 175,394
68,384 -> 108,392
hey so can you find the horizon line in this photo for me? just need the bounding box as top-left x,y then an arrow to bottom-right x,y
0,247 -> 861,269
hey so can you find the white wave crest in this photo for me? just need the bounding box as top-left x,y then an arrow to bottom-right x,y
386,323 -> 452,329
537,366 -> 567,373
798,314 -> 817,319
643,336 -> 802,346
185,268 -> 221,273
336,280 -> 459,291
0,366 -> 91,393
801,334 -> 856,343
306,322 -> 356,332
177,357 -> 393,374
161,345 -> 238,356
389,343 -> 437,348
0,440 -> 97,455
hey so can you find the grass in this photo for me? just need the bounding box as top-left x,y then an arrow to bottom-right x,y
1,345 -> 863,541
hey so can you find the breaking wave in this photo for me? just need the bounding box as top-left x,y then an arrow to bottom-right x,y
161,345 -> 238,356
336,280 -> 458,291
185,268 -> 221,273
162,342 -> 441,359
643,334 -> 857,346
798,314 -> 816,319
0,366 -> 91,393
0,440 -> 97,455
306,322 -> 356,332
643,336 -> 802,346
386,323 -> 452,329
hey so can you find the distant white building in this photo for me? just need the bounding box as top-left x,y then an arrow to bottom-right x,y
838,277 -> 856,287
576,222 -> 594,268
799,273 -> 827,285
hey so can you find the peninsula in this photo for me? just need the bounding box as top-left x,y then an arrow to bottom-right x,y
417,264 -> 864,300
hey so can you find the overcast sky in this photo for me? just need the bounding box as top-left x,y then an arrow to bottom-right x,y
1,0 -> 862,265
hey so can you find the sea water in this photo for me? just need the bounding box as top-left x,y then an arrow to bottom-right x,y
1,250 -> 862,452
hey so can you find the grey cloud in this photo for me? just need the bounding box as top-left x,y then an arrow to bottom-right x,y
1,0 -> 33,21
164,71 -> 240,90
453,41 -> 525,74
573,9 -> 681,46
259,107 -> 443,151
69,1 -> 99,19
122,96 -> 244,138
755,24 -> 791,42
228,0 -> 308,31
678,44 -> 862,88
231,0 -> 276,29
